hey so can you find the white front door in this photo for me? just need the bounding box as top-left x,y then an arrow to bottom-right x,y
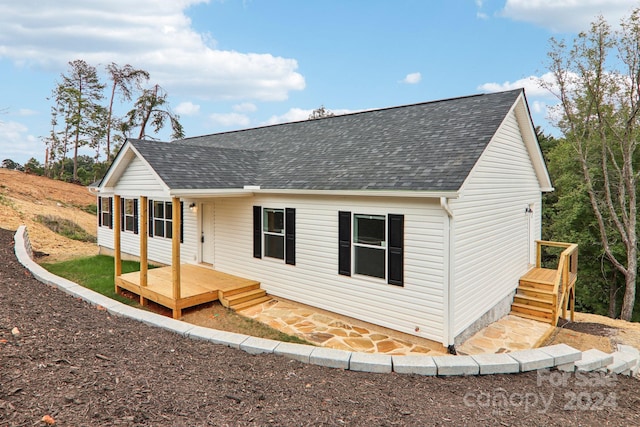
202,202 -> 215,264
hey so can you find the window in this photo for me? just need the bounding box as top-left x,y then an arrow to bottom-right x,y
253,206 -> 295,265
148,199 -> 183,242
152,200 -> 172,238
98,196 -> 112,229
119,198 -> 138,234
353,214 -> 386,279
263,208 -> 284,259
338,211 -> 404,286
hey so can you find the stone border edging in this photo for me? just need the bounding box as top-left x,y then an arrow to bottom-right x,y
13,226 -> 640,377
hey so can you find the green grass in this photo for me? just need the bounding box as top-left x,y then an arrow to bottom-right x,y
41,255 -> 144,305
36,214 -> 96,243
41,255 -> 312,345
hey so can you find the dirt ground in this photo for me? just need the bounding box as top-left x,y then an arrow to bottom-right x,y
0,169 -> 97,262
2,228 -> 640,426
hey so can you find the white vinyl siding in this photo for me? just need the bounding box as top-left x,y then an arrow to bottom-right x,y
213,195 -> 446,342
113,156 -> 165,196
97,197 -> 199,266
450,109 -> 541,337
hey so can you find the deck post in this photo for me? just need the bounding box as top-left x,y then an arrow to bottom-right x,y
114,195 -> 122,292
139,196 -> 148,306
171,196 -> 181,317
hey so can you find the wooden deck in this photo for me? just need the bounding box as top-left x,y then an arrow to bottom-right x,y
115,264 -> 260,318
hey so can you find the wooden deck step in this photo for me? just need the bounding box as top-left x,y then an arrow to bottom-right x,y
221,283 -> 260,297
511,302 -> 553,314
513,293 -> 554,308
517,285 -> 555,296
232,295 -> 272,311
225,288 -> 266,306
509,310 -> 554,324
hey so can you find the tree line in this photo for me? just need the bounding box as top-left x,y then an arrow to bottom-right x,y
41,60 -> 184,183
541,8 -> 640,321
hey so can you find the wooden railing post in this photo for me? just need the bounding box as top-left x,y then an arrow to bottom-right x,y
114,195 -> 122,292
171,196 -> 181,318
139,196 -> 148,306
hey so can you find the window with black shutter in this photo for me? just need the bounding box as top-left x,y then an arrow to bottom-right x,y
254,206 -> 295,264
338,211 -> 404,286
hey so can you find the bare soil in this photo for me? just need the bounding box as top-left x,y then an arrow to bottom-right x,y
0,169 -> 97,263
2,228 -> 640,426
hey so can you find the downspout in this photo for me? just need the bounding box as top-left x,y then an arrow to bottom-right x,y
440,197 -> 456,354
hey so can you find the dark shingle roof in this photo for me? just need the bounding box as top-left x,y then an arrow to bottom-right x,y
131,89 -> 522,192
131,139 -> 260,189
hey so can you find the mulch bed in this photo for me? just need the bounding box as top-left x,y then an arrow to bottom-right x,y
1,228 -> 639,426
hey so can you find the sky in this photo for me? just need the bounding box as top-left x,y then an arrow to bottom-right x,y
0,0 -> 638,165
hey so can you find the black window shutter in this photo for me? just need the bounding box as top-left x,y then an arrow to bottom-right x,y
148,199 -> 154,237
285,208 -> 295,265
98,197 -> 102,227
253,206 -> 262,258
108,197 -> 113,229
388,214 -> 404,286
133,199 -> 139,234
120,197 -> 125,231
338,211 -> 351,276
180,201 -> 184,244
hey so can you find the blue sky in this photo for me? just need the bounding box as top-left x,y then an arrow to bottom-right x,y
0,0 -> 637,165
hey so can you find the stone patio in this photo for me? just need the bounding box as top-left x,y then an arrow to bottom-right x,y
240,298 -> 555,356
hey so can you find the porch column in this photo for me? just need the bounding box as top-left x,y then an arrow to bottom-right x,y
139,196 -> 148,305
113,195 -> 122,292
171,196 -> 181,318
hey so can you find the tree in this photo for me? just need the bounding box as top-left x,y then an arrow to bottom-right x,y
542,10 -> 640,320
23,158 -> 44,175
105,63 -> 149,160
2,159 -> 21,170
53,60 -> 105,182
308,105 -> 334,120
126,84 -> 184,140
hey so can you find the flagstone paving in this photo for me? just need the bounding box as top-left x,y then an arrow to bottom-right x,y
240,298 -> 554,356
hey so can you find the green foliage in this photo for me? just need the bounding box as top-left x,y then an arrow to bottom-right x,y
41,255 -> 143,305
36,214 -> 97,243
2,159 -> 22,170
23,158 -> 44,175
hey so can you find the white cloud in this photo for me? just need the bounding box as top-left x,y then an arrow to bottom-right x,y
233,102 -> 257,113
477,72 -> 559,98
0,121 -> 40,163
175,101 -> 200,115
476,12 -> 489,20
16,109 -> 38,117
263,107 -> 362,126
402,72 -> 422,84
501,0 -> 638,32
209,112 -> 250,128
0,1 -> 305,101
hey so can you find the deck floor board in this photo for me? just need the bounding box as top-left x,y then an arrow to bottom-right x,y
116,264 -> 259,317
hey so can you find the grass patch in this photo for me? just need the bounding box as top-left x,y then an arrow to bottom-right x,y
42,255 -> 144,305
41,255 -> 311,345
36,214 -> 96,243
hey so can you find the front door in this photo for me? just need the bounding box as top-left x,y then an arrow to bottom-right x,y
201,202 -> 215,264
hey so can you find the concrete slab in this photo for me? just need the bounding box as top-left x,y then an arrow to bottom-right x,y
575,349 -> 614,372
606,351 -> 637,374
274,342 -> 316,364
556,362 -> 575,372
392,355 -> 437,376
433,356 -> 479,376
309,347 -> 352,370
349,352 -> 392,373
539,344 -> 582,365
152,317 -> 196,336
187,327 -> 249,349
471,353 -> 519,375
508,349 -> 555,372
240,336 -> 280,355
106,302 -> 143,319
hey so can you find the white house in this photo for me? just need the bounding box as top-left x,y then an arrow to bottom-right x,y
93,89 -> 554,349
